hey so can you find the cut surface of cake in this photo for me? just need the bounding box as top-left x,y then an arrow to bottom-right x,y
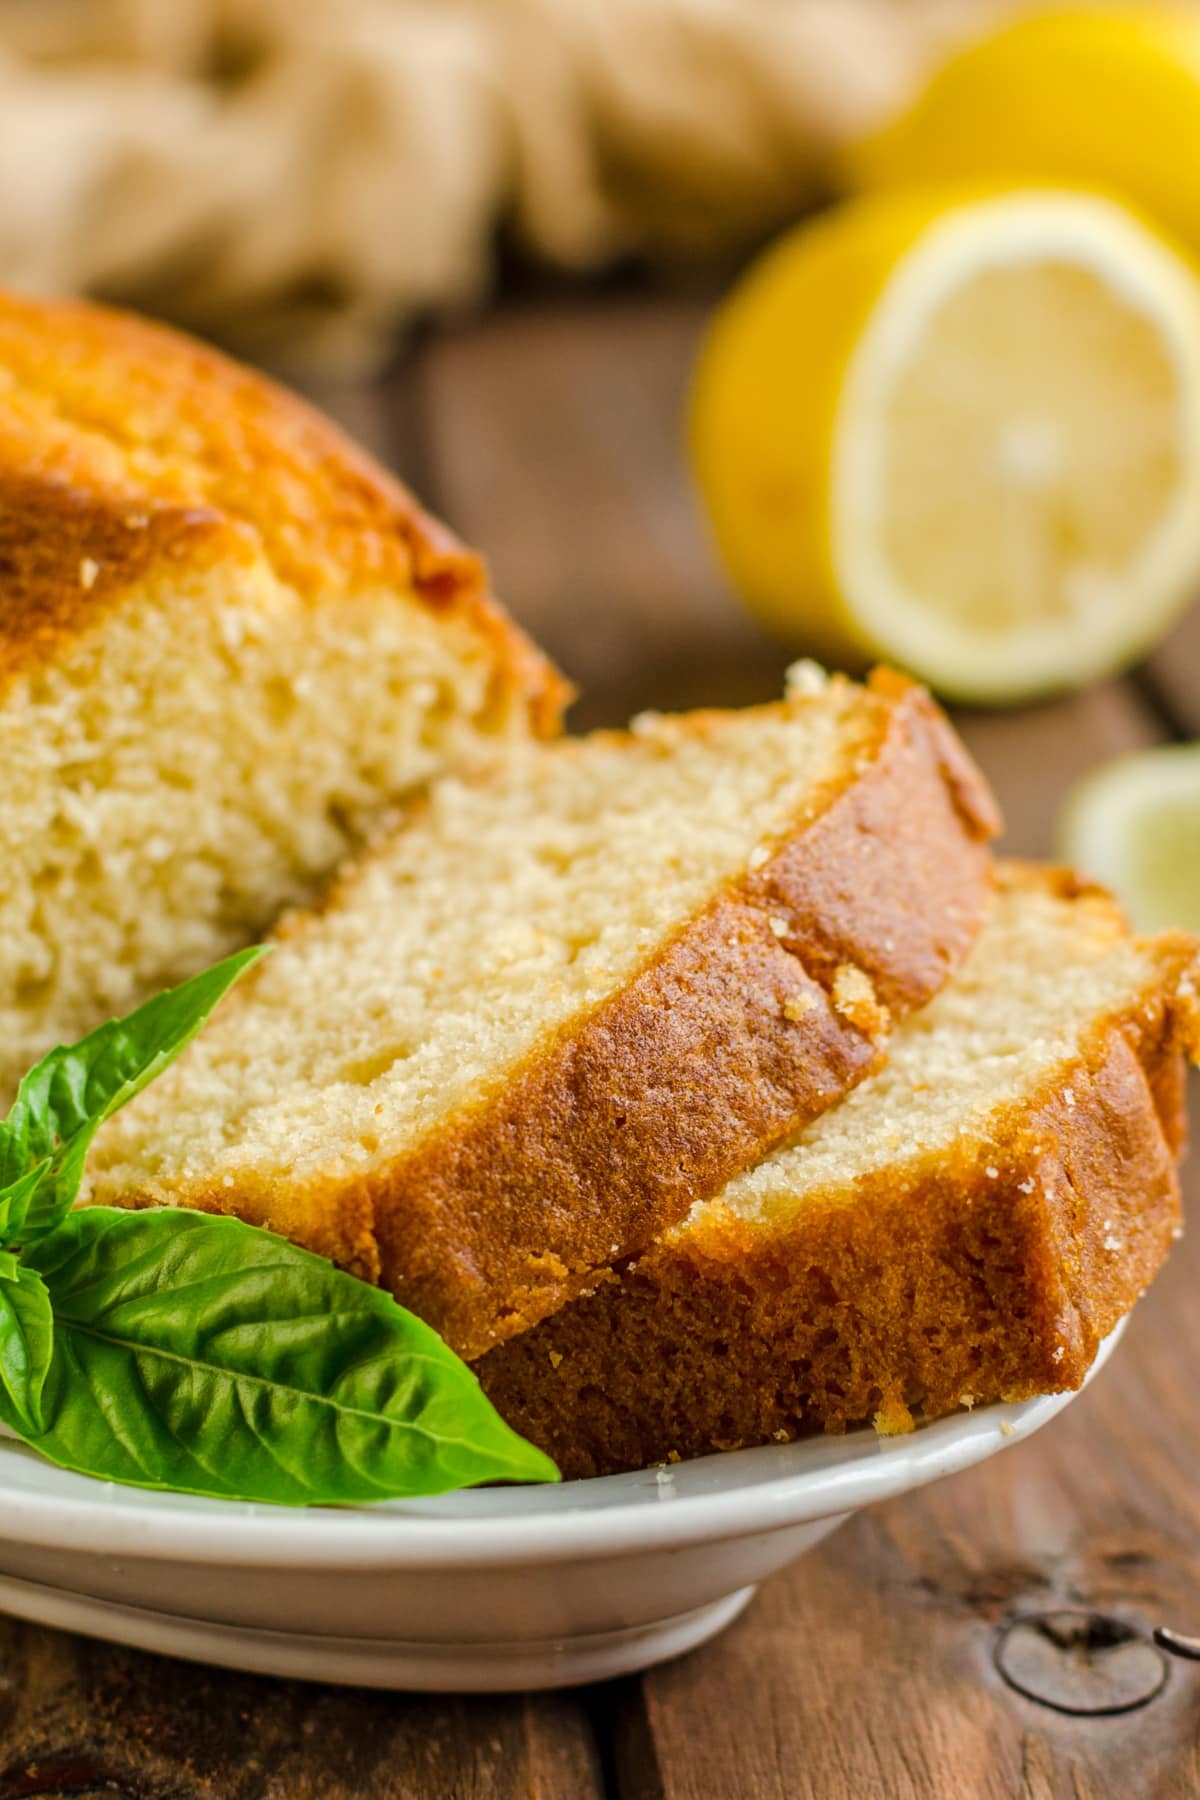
0,288 -> 565,1101
478,864 -> 1198,1475
86,669 -> 997,1358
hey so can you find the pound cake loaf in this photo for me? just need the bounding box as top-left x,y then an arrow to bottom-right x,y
87,668 -> 997,1359
0,289 -> 565,1102
479,864 -> 1199,1475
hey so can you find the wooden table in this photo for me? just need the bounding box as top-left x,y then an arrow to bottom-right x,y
3,293 -> 1200,1797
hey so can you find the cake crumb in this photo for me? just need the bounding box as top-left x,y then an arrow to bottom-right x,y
999,1420 -> 1016,1438
784,658 -> 828,698
772,1429 -> 791,1443
79,557 -> 99,589
768,915 -> 789,938
1052,1345 -> 1064,1363
548,1350 -> 563,1369
832,964 -> 890,1036
783,992 -> 816,1023
748,845 -> 770,871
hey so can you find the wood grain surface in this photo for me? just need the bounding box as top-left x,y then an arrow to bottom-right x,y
3,294 -> 1199,1798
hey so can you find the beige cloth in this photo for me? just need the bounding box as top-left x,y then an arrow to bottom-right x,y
0,0 -> 1012,367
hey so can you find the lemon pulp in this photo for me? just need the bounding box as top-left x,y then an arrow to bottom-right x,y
690,187 -> 1200,704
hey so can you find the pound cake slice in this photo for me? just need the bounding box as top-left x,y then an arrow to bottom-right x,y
0,289 -> 565,1102
86,668 -> 997,1359
479,864 -> 1199,1475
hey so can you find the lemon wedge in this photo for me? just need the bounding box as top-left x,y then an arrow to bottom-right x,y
688,187 -> 1200,704
847,9 -> 1200,255
1061,743 -> 1200,932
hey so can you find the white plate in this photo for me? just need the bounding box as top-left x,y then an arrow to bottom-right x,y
0,1325 -> 1122,1691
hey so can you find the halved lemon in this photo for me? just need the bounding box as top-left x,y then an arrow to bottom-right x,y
846,8 -> 1200,255
688,187 -> 1200,704
1061,742 -> 1200,933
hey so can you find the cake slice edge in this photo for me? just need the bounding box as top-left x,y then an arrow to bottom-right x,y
87,671 -> 998,1360
477,865 -> 1199,1476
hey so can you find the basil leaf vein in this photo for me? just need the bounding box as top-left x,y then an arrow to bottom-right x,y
23,1209 -> 558,1504
0,948 -> 560,1504
0,1266 -> 54,1437
0,948 -> 267,1243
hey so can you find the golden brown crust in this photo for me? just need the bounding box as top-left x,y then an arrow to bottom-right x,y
478,940 -> 1195,1478
0,288 -> 567,726
149,676 -> 998,1359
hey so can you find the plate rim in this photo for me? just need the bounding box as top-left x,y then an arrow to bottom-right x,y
0,1325 -> 1121,1570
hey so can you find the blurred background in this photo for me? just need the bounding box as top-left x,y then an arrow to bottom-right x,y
5,0 -> 1200,920
0,0 -> 1003,368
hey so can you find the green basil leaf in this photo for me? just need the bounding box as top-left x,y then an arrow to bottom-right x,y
0,1161 -> 51,1248
0,948 -> 265,1244
0,1266 -> 54,1437
22,1208 -> 559,1504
